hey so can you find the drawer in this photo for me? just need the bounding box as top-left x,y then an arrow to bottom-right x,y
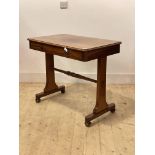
30,41 -> 43,51
29,41 -> 84,61
43,44 -> 84,61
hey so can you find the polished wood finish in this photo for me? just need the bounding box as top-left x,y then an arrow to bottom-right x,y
28,34 -> 121,51
36,86 -> 65,103
35,53 -> 65,103
94,57 -> 108,113
85,103 -> 115,127
85,57 -> 116,127
28,34 -> 121,127
28,34 -> 121,62
44,53 -> 58,92
54,68 -> 97,83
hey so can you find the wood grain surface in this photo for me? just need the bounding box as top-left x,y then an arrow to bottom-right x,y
20,83 -> 134,155
28,34 -> 121,51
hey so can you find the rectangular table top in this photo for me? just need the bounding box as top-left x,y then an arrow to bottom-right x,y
28,34 -> 121,61
28,34 -> 121,51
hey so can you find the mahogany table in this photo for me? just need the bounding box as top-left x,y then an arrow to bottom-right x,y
28,34 -> 121,127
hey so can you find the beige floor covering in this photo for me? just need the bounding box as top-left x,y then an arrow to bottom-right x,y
20,83 -> 135,155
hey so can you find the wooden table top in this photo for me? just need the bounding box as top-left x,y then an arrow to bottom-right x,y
28,34 -> 121,51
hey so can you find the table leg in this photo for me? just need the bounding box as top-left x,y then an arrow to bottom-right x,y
85,57 -> 115,127
35,53 -> 65,103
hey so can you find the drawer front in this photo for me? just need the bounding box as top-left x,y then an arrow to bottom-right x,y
30,41 -> 84,61
47,46 -> 83,61
30,41 -> 43,51
83,44 -> 120,61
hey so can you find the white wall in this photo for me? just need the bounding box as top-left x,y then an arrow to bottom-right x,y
19,0 -> 135,83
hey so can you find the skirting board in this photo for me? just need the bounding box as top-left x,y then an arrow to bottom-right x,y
19,73 -> 135,84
